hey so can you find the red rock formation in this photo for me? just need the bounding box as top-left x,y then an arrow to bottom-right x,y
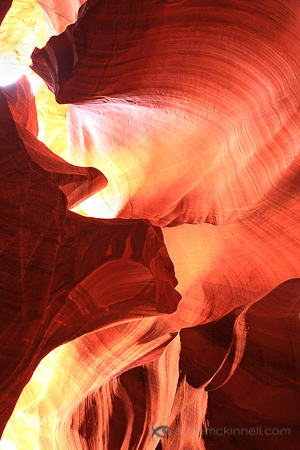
1,1 -> 300,449
32,0 -> 300,227
37,0 -> 86,37
0,75 -> 180,438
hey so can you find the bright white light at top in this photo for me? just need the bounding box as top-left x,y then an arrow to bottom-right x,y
0,439 -> 17,450
0,57 -> 22,87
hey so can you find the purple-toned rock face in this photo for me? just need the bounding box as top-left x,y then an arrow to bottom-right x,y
1,1 -> 300,449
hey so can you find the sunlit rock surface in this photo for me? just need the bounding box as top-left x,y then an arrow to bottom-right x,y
37,0 -> 87,38
1,1 -> 300,449
0,0 -> 45,69
32,0 -> 300,227
0,74 -> 180,441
